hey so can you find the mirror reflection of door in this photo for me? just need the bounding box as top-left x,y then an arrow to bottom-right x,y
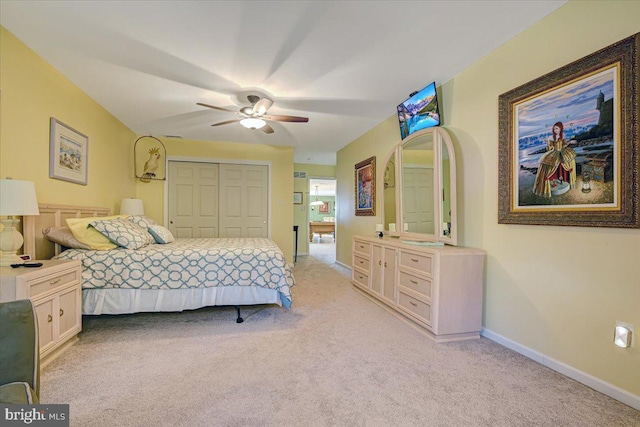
402,135 -> 435,234
383,153 -> 397,231
441,142 -> 452,237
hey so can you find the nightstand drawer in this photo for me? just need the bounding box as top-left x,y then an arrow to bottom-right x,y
28,269 -> 79,298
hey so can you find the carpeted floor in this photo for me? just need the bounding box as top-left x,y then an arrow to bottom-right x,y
41,252 -> 639,426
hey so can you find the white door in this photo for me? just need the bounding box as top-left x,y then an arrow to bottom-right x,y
168,161 -> 219,238
403,167 -> 434,234
218,164 -> 268,237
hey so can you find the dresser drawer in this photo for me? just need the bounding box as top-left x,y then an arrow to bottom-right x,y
399,251 -> 432,274
28,270 -> 79,298
398,290 -> 431,324
399,271 -> 431,298
353,240 -> 371,256
352,270 -> 369,289
353,254 -> 370,272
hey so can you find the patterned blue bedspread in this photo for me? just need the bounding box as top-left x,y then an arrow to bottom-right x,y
54,238 -> 295,309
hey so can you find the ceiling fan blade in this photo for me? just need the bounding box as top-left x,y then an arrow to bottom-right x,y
261,124 -> 275,134
252,98 -> 274,116
197,102 -> 237,113
211,119 -> 242,127
262,114 -> 309,123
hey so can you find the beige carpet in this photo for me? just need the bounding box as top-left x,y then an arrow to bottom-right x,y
41,252 -> 639,426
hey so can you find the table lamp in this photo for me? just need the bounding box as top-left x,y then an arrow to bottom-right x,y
120,198 -> 145,215
0,179 -> 40,266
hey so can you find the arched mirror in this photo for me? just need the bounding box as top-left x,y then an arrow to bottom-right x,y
382,127 -> 457,245
383,151 -> 397,232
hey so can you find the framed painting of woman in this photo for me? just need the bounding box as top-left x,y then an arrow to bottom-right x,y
498,33 -> 638,228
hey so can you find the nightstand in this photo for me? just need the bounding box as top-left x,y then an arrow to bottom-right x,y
0,259 -> 82,367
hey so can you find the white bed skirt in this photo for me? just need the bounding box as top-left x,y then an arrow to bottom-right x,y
82,286 -> 282,315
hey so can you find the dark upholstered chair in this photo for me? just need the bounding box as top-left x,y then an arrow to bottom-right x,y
0,299 -> 40,404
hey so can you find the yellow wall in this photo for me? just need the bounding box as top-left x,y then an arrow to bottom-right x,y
136,139 -> 295,262
293,163 -> 336,254
336,116 -> 400,264
0,27 -> 137,213
337,1 -> 640,396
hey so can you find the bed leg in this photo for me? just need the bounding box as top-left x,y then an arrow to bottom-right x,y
234,305 -> 244,323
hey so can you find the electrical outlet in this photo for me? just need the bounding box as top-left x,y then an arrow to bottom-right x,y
614,321 -> 634,348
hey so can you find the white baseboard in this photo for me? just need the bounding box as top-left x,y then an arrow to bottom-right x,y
335,260 -> 351,270
481,328 -> 640,411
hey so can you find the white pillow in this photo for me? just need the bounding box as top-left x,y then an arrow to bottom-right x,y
148,224 -> 175,244
124,215 -> 156,245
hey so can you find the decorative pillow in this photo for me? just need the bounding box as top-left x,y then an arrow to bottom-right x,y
124,215 -> 156,245
66,215 -> 123,250
42,227 -> 92,250
89,218 -> 150,250
126,215 -> 156,229
148,224 -> 175,244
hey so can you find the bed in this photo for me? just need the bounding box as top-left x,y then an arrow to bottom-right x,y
23,204 -> 295,321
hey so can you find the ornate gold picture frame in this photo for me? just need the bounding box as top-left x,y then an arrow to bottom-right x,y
498,33 -> 638,228
355,156 -> 376,216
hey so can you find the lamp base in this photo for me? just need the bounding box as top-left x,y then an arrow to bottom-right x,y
0,218 -> 25,267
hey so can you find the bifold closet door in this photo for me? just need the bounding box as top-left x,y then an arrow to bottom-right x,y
168,161 -> 219,238
218,164 -> 268,238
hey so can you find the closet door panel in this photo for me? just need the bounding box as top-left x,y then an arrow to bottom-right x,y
168,162 -> 219,238
219,164 -> 268,238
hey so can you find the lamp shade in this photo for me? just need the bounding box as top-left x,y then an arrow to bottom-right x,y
120,198 -> 144,215
0,179 -> 40,216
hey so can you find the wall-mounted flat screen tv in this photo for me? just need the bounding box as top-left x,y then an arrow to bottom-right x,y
397,82 -> 440,139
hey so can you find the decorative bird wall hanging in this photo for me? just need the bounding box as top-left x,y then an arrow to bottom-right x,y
140,147 -> 161,182
134,136 -> 167,182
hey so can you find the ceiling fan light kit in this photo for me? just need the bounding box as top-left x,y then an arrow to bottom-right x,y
240,118 -> 266,130
198,95 -> 309,134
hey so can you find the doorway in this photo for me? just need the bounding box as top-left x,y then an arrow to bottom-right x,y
308,178 -> 336,264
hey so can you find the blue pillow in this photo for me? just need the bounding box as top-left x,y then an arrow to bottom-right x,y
148,224 -> 175,244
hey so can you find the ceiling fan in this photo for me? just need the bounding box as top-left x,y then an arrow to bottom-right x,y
197,95 -> 309,134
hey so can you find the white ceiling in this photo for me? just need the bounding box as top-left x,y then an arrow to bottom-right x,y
309,178 -> 336,197
1,1 -> 566,165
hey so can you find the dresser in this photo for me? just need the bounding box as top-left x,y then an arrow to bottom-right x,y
0,259 -> 82,366
352,236 -> 484,342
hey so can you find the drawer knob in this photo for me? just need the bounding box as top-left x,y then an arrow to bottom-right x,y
378,260 -> 382,266
410,280 -> 418,285
47,314 -> 53,323
409,301 -> 418,307
411,258 -> 419,262
50,278 -> 61,285
384,262 -> 387,268
59,308 -> 64,316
